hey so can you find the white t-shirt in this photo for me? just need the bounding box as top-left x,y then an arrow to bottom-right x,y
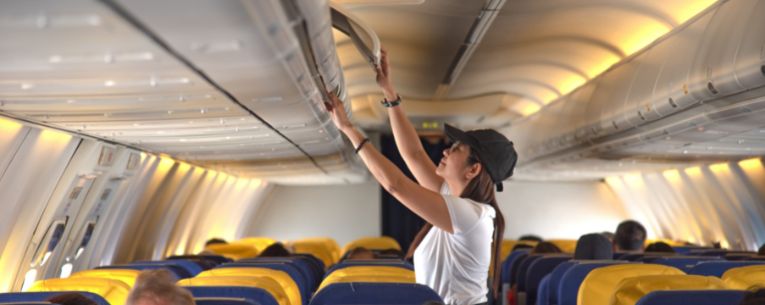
413,183 -> 496,305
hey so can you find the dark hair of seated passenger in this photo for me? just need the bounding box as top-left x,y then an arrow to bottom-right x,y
346,247 -> 375,260
47,292 -> 99,305
519,234 -> 544,242
259,242 -> 291,257
531,241 -> 562,254
204,238 -> 228,247
375,248 -> 404,259
758,243 -> 765,256
739,288 -> 765,305
645,242 -> 675,253
574,233 -> 613,260
512,244 -> 534,252
614,220 -> 646,251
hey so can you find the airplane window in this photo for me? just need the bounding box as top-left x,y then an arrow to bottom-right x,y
37,218 -> 68,267
75,221 -> 97,258
46,223 -> 66,253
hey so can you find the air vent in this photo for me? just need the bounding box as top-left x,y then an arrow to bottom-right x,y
707,82 -> 719,95
668,98 -> 678,108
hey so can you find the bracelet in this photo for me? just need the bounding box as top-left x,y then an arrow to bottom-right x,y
355,138 -> 370,154
380,95 -> 401,108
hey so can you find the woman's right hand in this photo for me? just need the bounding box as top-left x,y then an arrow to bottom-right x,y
375,48 -> 398,100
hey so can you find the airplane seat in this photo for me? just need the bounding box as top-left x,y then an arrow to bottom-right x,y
514,254 -> 544,305
524,255 -> 572,305
205,244 -> 260,260
687,261 -> 765,277
286,241 -> 337,269
576,264 -> 684,305
722,265 -> 765,290
69,269 -> 142,287
196,268 -> 302,305
556,261 -> 629,305
179,276 -> 288,305
237,257 -> 324,290
0,292 -> 109,305
167,254 -> 233,265
640,256 -> 722,272
96,264 -> 189,279
545,261 -> 578,305
340,237 -> 401,258
610,275 -> 727,305
209,265 -> 309,305
633,290 -> 747,305
185,286 -> 277,305
26,278 -> 130,305
619,253 -> 648,261
535,275 -> 552,305
194,298 -> 261,305
131,260 -> 204,276
308,283 -> 442,305
501,249 -> 530,305
317,266 -> 415,292
689,249 -> 729,257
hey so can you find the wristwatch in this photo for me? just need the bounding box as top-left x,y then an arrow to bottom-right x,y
380,95 -> 401,108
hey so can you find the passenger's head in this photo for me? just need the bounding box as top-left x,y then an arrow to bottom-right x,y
519,235 -> 544,243
758,243 -> 765,255
739,288 -> 765,305
204,238 -> 227,247
376,248 -> 404,259
259,242 -> 291,257
614,220 -> 647,252
512,244 -> 534,252
346,247 -> 375,260
574,233 -> 613,260
531,242 -> 562,254
645,242 -> 675,253
47,293 -> 99,305
126,270 -> 195,305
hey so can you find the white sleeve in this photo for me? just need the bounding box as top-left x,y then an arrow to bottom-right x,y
442,194 -> 484,234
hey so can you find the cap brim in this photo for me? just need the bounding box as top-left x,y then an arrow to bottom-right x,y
444,124 -> 477,147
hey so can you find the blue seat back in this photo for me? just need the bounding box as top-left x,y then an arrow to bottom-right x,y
535,275 -> 552,305
642,256 -> 721,272
687,261 -> 765,277
309,283 -> 442,305
558,261 -> 626,305
547,261 -> 577,305
525,255 -> 571,305
501,249 -> 530,285
239,257 -> 324,289
186,286 -> 278,305
217,262 -> 309,304
168,254 -> 232,265
0,292 -> 109,305
132,260 -> 203,276
516,255 -> 543,291
97,264 -> 190,279
195,298 -> 261,305
634,290 -> 746,305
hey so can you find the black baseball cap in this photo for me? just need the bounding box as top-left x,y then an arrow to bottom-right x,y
444,124 -> 518,192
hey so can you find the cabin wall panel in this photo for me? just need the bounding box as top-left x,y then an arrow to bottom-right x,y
606,157 -> 765,250
497,180 -> 629,240
246,181 -> 381,247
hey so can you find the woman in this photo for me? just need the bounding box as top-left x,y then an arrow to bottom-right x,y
325,50 -> 517,305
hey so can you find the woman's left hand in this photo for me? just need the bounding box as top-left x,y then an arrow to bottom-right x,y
325,90 -> 353,132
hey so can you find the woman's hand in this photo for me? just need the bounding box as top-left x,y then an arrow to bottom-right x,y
324,91 -> 353,132
375,48 -> 398,101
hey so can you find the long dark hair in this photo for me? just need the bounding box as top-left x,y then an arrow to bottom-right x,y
406,148 -> 505,298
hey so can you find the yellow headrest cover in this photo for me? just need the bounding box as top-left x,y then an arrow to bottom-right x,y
287,240 -> 337,267
611,275 -> 727,305
70,269 -> 142,287
204,244 -> 259,260
28,277 -> 130,305
234,237 -> 277,253
578,264 -> 684,305
722,265 -> 765,290
319,266 -> 415,291
547,239 -> 578,253
197,268 -> 300,305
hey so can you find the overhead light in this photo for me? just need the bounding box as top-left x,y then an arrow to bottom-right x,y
20,83 -> 34,90
104,80 -> 115,87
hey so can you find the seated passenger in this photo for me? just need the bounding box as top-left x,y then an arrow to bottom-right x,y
47,292 -> 99,305
739,287 -> 765,305
204,238 -> 227,247
259,242 -> 291,257
645,242 -> 675,253
613,220 -> 646,253
758,243 -> 765,255
518,234 -> 543,242
511,243 -> 533,252
345,247 -> 375,260
531,241 -> 562,254
126,270 -> 195,305
376,248 -> 405,259
574,233 -> 612,260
